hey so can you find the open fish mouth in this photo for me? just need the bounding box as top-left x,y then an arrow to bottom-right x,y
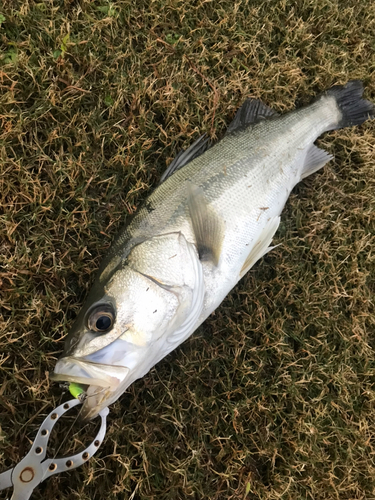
51,356 -> 130,419
51,356 -> 130,389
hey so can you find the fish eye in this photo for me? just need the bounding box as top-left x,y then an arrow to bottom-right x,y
87,305 -> 115,333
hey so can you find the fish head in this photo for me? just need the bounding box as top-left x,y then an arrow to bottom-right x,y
52,232 -> 204,420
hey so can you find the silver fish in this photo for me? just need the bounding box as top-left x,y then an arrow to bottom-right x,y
52,81 -> 374,420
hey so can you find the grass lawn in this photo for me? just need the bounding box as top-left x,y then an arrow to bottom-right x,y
0,1 -> 374,499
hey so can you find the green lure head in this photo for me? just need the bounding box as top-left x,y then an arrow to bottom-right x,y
69,382 -> 85,400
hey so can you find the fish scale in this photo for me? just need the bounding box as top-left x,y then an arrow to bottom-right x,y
110,97 -> 336,267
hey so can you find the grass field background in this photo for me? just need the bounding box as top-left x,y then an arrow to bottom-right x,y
1,1 -> 375,499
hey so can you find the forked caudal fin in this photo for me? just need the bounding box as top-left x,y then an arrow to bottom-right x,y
300,81 -> 374,179
324,80 -> 375,129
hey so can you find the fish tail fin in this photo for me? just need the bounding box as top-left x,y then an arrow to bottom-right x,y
325,80 -> 374,129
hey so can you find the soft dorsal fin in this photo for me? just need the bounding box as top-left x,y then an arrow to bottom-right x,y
159,134 -> 211,184
226,99 -> 278,135
187,184 -> 224,266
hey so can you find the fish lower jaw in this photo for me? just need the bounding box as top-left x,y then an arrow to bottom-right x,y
51,356 -> 132,420
79,384 -> 115,420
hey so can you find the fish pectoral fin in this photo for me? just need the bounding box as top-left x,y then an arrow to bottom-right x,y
301,144 -> 333,179
187,184 -> 225,266
159,134 -> 211,184
226,99 -> 278,135
240,216 -> 280,278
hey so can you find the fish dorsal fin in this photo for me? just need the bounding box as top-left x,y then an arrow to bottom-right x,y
240,216 -> 280,278
226,99 -> 278,135
159,134 -> 211,184
187,184 -> 224,266
300,144 -> 333,179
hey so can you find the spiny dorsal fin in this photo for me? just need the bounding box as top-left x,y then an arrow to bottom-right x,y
226,99 -> 278,135
159,134 -> 211,184
187,184 -> 224,266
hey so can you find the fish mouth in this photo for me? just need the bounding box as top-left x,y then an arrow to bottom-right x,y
51,356 -> 130,420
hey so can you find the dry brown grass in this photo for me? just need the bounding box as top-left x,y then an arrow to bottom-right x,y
1,1 -> 375,499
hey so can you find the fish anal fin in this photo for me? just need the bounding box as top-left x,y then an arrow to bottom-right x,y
187,184 -> 224,266
240,216 -> 280,278
226,99 -> 278,135
301,144 -> 333,180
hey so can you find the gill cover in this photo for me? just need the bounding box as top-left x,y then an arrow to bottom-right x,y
53,231 -> 205,418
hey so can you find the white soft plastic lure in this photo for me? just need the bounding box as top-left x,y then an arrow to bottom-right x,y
52,81 -> 374,420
